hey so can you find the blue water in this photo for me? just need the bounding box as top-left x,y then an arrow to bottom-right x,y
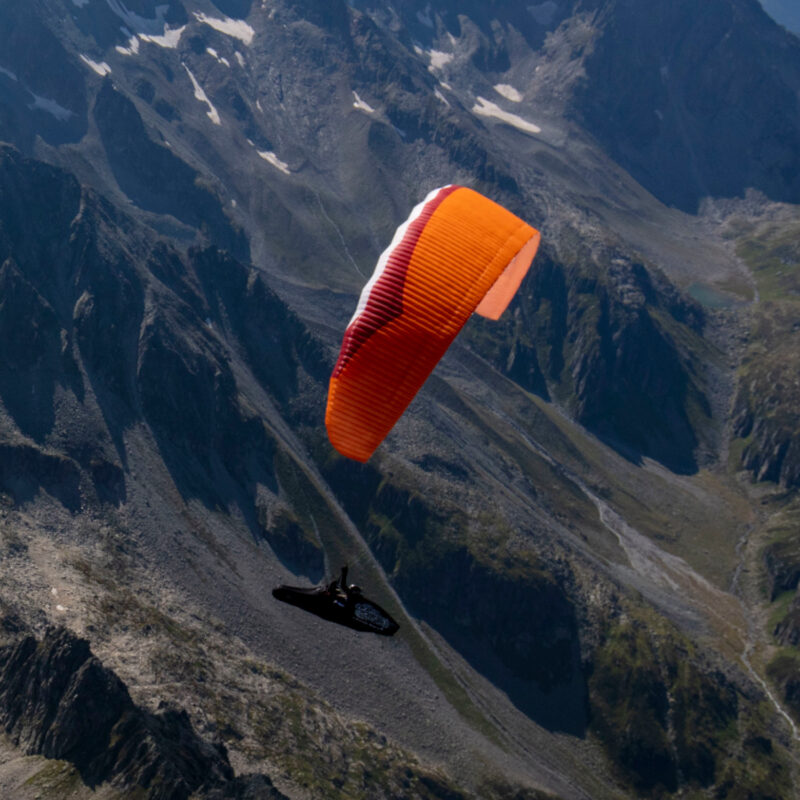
687,283 -> 744,310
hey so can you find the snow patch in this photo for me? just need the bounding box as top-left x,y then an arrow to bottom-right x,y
234,51 -> 246,68
206,47 -> 231,67
139,25 -> 186,49
105,0 -> 185,49
257,150 -> 291,174
256,99 -> 263,113
72,0 -> 90,7
116,35 -> 140,55
80,54 -> 112,76
352,91 -> 375,114
528,1 -> 558,26
105,0 -> 170,36
28,93 -> 73,121
194,12 -> 255,45
434,87 -> 450,107
428,50 -> 453,71
50,587 -> 58,596
183,64 -> 221,125
472,96 -> 541,135
0,66 -> 17,82
55,604 -> 67,612
493,83 -> 522,102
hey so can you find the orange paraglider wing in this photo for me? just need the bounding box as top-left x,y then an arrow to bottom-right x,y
326,185 -> 540,462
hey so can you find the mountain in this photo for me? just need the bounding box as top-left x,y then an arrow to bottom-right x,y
760,0 -> 800,34
0,1 -> 799,799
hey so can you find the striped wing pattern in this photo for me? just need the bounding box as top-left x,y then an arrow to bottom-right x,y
326,185 -> 540,462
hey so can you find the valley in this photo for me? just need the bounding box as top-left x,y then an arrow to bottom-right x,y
0,1 -> 798,798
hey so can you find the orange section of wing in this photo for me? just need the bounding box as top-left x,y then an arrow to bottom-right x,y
326,186 -> 539,462
475,230 -> 540,320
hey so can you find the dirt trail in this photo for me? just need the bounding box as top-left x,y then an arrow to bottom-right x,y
476,381 -> 800,751
730,523 -> 800,744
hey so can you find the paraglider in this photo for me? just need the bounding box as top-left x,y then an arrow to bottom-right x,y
272,566 -> 399,636
325,185 -> 540,462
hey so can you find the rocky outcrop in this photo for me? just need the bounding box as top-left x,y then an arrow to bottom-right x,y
569,0 -> 800,211
0,2 -> 88,149
762,537 -> 800,601
256,501 -> 324,579
397,544 -> 587,735
323,459 -> 586,734
733,405 -> 800,490
0,625 -> 287,799
189,246 -> 330,410
93,81 -> 248,261
0,147 -> 328,526
767,653 -> 800,724
0,443 -> 81,512
774,602 -> 800,647
136,299 -> 278,503
467,247 -> 709,472
588,615 -> 755,798
732,301 -> 800,489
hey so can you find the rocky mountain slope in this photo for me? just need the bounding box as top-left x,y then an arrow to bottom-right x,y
0,1 -> 799,798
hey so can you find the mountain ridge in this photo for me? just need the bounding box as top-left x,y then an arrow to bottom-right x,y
0,1 -> 799,798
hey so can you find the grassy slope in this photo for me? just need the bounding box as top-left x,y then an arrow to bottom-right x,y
717,205 -> 800,746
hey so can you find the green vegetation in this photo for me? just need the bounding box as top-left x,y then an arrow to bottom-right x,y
72,554 -> 200,645
734,220 -> 800,302
712,702 -> 792,800
477,779 -> 560,800
768,590 -> 797,632
589,615 -> 678,795
186,636 -> 493,800
69,549 -> 490,800
766,650 -> 800,723
588,606 -> 789,799
285,442 -> 505,740
257,693 -> 469,800
728,212 -> 800,488
23,758 -> 148,799
24,760 -> 84,795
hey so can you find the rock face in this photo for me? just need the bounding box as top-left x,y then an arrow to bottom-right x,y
0,625 -> 287,799
0,2 -> 798,799
324,459 -> 587,734
0,1 -> 88,149
398,544 -> 587,735
588,616 -> 747,796
353,0 -> 800,213
569,0 -> 800,211
763,537 -> 800,602
93,81 -> 248,261
732,333 -> 800,489
0,144 -> 327,548
467,248 -> 710,471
